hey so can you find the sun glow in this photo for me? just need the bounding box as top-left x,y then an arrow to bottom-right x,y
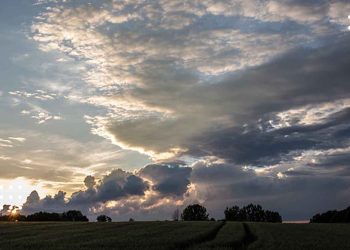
0,178 -> 46,208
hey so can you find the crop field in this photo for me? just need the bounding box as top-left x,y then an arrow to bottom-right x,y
248,222 -> 350,250
0,221 -> 349,250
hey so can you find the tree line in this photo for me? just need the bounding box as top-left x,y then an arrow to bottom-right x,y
4,204 -> 349,223
0,210 -> 89,222
310,206 -> 350,223
176,203 -> 282,223
0,203 -> 283,222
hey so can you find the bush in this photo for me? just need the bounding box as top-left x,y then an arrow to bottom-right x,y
97,215 -> 112,222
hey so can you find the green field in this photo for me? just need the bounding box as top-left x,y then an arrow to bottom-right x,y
0,221 -> 349,250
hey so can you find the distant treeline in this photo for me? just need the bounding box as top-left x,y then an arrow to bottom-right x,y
224,204 -> 282,223
178,203 -> 282,222
0,210 -> 89,222
0,204 -> 284,222
310,206 -> 350,223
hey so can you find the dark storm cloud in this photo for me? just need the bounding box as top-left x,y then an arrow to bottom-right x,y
189,106 -> 350,166
139,162 -> 192,196
316,154 -> 350,169
183,34 -> 350,165
188,126 -> 316,166
108,34 -> 350,163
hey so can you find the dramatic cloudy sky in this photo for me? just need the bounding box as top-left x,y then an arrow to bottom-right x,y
1,0 -> 350,221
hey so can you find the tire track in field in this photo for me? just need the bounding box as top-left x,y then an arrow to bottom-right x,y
236,223 -> 257,250
177,221 -> 226,249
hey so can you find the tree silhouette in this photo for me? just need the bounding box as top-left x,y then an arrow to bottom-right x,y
310,206 -> 350,223
97,215 -> 112,222
224,205 -> 240,221
62,210 -> 89,222
181,204 -> 209,221
1,209 -> 90,222
225,204 -> 282,222
26,212 -> 61,221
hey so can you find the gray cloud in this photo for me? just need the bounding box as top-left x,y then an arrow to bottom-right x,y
139,162 -> 192,196
84,176 -> 96,189
107,34 -> 350,165
190,160 -> 350,220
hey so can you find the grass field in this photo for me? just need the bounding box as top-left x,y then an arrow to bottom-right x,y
0,221 -> 349,250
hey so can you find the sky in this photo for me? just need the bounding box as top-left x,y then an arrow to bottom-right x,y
0,0 -> 350,221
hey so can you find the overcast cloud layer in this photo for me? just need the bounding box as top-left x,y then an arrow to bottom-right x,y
0,0 -> 350,220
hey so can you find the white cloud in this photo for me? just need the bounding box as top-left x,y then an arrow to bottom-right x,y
9,90 -> 57,101
8,137 -> 26,142
19,103 -> 63,124
271,98 -> 350,129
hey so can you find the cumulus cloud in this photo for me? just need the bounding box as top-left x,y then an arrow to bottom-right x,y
84,176 -> 96,189
22,169 -> 149,214
20,157 -> 350,220
21,164 -> 193,219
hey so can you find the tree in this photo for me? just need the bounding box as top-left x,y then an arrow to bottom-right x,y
172,208 -> 180,221
224,206 -> 240,221
97,215 -> 112,222
62,210 -> 89,222
241,204 -> 265,222
225,204 -> 282,223
181,204 -> 209,221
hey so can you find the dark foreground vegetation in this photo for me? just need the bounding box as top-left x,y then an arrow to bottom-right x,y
0,221 -> 349,250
